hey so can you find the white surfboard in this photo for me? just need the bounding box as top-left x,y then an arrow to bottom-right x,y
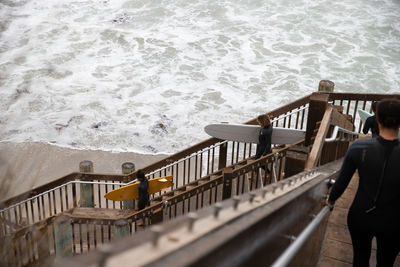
204,123 -> 306,145
358,108 -> 400,138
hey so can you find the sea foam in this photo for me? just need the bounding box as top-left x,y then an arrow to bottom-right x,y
0,0 -> 399,154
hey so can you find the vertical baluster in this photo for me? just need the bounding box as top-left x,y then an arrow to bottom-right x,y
79,221 -> 83,253
18,204 -> 23,227
194,154 -> 198,180
207,150 -> 210,175
282,112 -> 287,128
279,155 -> 284,181
174,201 -> 177,217
214,184 -> 218,203
300,105 -> 306,130
65,185 -> 69,210
235,143 -> 239,164
288,112 -> 292,128
183,159 -> 187,185
36,198 -> 41,221
24,202 -> 29,225
188,157 -> 192,184
72,182 -> 77,208
195,190 -> 199,210
211,147 -> 215,172
111,181 -> 116,209
86,221 -> 90,251
209,186 -> 212,205
176,163 -> 180,188
52,190 -> 57,215
72,221 -> 76,253
199,152 -> 203,178
29,201 -> 34,224
231,142 -> 235,165
346,100 -> 351,116
41,195 -> 45,219
295,109 -> 300,129
59,189 -> 64,212
353,100 -> 359,125
100,222 -> 105,244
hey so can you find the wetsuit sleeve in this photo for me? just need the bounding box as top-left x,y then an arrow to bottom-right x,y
263,126 -> 272,156
138,180 -> 149,209
255,129 -> 266,159
362,117 -> 372,134
255,127 -> 272,159
328,146 -> 357,202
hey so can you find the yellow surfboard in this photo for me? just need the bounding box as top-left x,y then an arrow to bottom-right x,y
104,176 -> 173,201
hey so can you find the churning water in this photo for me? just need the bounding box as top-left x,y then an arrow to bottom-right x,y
0,0 -> 399,154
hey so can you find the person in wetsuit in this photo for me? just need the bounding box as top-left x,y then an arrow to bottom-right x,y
136,169 -> 149,211
362,101 -> 379,137
254,114 -> 273,159
328,99 -> 400,266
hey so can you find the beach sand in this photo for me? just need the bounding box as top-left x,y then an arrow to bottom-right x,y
0,142 -> 166,201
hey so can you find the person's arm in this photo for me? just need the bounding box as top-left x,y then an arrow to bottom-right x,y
262,126 -> 272,155
328,146 -> 357,203
362,117 -> 372,134
255,129 -> 266,159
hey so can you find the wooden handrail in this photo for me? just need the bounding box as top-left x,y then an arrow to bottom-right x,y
0,94 -> 313,208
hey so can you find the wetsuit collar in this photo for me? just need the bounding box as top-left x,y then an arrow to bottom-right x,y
377,136 -> 399,146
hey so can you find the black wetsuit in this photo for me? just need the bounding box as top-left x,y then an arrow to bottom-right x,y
329,136 -> 400,266
138,178 -> 149,210
255,125 -> 273,159
362,115 -> 379,137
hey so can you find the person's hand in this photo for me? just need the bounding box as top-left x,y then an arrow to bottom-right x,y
325,198 -> 335,211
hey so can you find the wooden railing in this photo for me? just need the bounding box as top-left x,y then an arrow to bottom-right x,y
2,90 -> 400,267
0,94 -> 311,237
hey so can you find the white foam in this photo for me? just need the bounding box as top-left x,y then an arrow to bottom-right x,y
0,0 -> 399,154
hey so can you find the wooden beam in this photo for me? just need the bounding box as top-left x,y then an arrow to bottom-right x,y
305,93 -> 329,146
305,106 -> 333,170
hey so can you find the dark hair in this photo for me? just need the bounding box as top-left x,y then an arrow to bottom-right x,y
136,169 -> 145,179
371,101 -> 378,113
257,114 -> 271,128
376,99 -> 400,129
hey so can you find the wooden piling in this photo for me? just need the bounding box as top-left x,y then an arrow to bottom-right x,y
79,160 -> 94,208
318,80 -> 335,92
218,142 -> 228,170
122,162 -> 135,210
53,215 -> 73,258
114,219 -> 130,240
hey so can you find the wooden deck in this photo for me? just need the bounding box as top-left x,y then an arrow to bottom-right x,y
317,173 -> 400,266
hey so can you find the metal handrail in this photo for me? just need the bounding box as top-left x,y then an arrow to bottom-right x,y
271,206 -> 330,267
325,125 -> 358,143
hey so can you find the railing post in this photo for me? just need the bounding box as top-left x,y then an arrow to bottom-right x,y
0,235 -> 12,266
122,162 -> 135,210
54,215 -> 73,258
151,207 -> 164,224
218,142 -> 228,170
305,91 -> 330,146
36,222 -> 50,263
318,80 -> 335,92
222,167 -> 233,200
114,219 -> 130,240
79,160 -> 94,208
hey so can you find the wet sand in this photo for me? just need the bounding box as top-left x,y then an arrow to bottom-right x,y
0,142 -> 166,201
